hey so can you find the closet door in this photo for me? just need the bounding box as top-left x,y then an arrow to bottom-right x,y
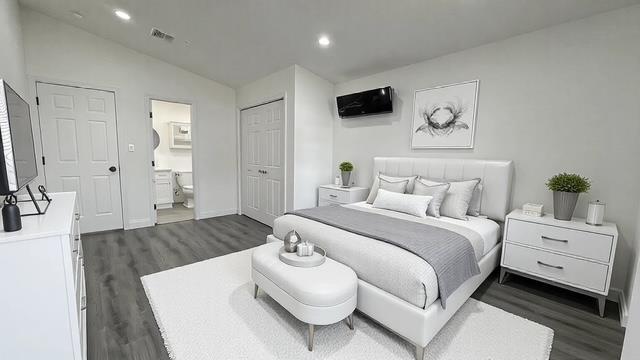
240,100 -> 284,226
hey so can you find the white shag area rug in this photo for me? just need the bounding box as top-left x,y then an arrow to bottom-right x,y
142,249 -> 553,360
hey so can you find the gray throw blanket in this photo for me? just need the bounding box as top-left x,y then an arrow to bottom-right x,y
288,205 -> 480,308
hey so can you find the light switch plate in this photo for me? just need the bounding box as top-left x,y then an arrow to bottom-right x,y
128,144 -> 135,152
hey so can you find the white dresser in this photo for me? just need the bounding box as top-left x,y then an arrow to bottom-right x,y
500,209 -> 618,317
318,184 -> 369,206
155,169 -> 174,209
0,192 -> 86,360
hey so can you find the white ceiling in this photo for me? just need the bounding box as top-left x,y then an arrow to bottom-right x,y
19,0 -> 640,88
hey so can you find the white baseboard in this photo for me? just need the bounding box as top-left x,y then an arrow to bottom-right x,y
127,218 -> 153,230
197,208 -> 238,220
609,287 -> 629,327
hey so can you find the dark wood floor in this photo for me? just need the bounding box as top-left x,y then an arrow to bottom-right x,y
83,215 -> 625,360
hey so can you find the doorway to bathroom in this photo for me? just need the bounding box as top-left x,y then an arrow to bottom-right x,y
150,99 -> 195,224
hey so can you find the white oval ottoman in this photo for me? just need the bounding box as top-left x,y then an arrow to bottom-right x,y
251,242 -> 357,351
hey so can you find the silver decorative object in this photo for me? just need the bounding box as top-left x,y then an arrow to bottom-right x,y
279,246 -> 326,267
283,230 -> 301,253
296,241 -> 315,257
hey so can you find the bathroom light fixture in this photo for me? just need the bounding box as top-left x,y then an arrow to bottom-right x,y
318,35 -> 331,47
114,9 -> 131,21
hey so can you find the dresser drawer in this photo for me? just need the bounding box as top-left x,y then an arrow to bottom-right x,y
75,258 -> 83,311
506,219 -> 613,263
319,187 -> 349,203
155,171 -> 172,180
503,243 -> 609,293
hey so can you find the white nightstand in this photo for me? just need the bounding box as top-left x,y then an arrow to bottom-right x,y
500,209 -> 618,317
318,185 -> 369,206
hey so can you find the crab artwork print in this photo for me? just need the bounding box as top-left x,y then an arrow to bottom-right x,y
411,80 -> 479,149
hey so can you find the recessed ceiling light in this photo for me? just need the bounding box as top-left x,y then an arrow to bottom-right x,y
114,9 -> 131,21
318,35 -> 331,47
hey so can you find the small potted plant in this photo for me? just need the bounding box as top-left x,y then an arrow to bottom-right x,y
546,172 -> 591,221
339,161 -> 354,188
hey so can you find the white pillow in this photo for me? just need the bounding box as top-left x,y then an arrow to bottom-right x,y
366,173 -> 417,203
412,179 -> 450,218
467,183 -> 483,216
421,178 -> 480,220
372,189 -> 432,218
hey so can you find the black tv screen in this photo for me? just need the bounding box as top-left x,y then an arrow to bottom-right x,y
0,79 -> 37,195
337,86 -> 392,118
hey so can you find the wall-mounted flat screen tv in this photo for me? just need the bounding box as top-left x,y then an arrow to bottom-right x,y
337,86 -> 393,118
0,79 -> 37,195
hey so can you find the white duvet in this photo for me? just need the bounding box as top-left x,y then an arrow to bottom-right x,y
272,202 -> 501,309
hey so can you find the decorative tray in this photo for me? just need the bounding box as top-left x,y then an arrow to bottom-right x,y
278,246 -> 326,268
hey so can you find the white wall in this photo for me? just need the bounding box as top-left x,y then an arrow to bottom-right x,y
152,100 -> 192,172
293,66 -> 334,208
333,5 -> 640,297
0,0 -> 26,97
237,65 -> 334,212
21,9 -> 237,227
622,208 -> 640,358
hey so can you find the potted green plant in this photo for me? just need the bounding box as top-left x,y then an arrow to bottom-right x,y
339,161 -> 354,188
546,173 -> 591,221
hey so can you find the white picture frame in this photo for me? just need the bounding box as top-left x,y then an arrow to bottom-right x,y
411,80 -> 479,149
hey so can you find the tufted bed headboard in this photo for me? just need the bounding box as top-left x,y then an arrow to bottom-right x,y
373,157 -> 514,222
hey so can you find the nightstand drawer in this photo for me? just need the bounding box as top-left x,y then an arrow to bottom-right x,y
503,243 -> 609,293
318,198 -> 340,207
319,187 -> 349,203
506,219 -> 613,263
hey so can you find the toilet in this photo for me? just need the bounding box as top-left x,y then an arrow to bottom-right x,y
175,171 -> 194,209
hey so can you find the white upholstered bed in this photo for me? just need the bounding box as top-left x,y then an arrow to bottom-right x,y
268,157 -> 514,359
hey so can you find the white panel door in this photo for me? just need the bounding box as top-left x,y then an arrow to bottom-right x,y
37,82 -> 123,233
241,100 -> 284,226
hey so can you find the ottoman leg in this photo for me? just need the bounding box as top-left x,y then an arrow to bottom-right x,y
253,284 -> 259,299
346,313 -> 354,330
308,324 -> 315,351
415,344 -> 425,360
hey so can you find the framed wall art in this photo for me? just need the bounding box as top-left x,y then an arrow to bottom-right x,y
411,80 -> 479,149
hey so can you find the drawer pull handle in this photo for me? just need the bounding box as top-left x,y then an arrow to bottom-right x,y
329,194 -> 338,198
537,260 -> 564,270
541,235 -> 568,243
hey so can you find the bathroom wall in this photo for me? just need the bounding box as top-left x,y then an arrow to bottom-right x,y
152,100 -> 193,172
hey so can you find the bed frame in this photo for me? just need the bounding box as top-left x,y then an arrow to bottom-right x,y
269,157 -> 514,359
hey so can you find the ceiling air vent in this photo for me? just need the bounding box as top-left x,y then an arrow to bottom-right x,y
150,28 -> 175,42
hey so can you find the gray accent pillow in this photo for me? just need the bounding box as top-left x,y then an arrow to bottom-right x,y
412,179 -> 450,218
467,183 -> 483,216
421,178 -> 480,220
378,177 -> 409,194
366,173 -> 417,203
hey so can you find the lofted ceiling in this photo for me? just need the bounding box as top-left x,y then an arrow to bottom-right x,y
19,0 -> 640,87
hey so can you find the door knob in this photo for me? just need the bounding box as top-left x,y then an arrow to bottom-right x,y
109,166 -> 117,173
